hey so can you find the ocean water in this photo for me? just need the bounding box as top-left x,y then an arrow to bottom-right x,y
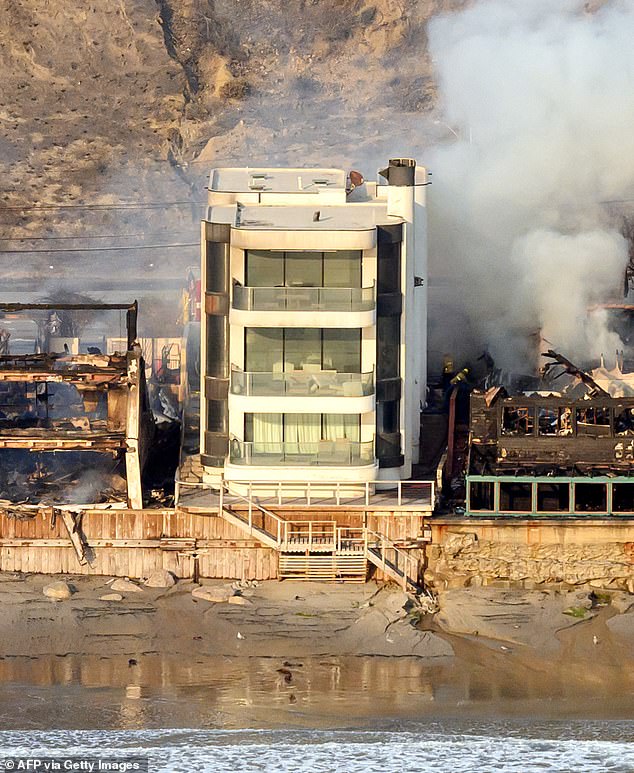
0,654 -> 633,772
1,723 -> 633,773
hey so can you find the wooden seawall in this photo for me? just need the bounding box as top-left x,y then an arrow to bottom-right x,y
3,507 -> 632,587
0,508 -> 277,580
0,506 -> 428,581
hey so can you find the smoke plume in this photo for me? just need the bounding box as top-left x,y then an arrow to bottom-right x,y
426,0 -> 634,371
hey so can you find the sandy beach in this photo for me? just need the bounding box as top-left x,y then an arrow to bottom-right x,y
1,572 -> 634,729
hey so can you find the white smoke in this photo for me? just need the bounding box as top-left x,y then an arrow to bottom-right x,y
426,0 -> 634,371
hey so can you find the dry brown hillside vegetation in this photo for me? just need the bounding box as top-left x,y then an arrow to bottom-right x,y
0,0 -> 463,300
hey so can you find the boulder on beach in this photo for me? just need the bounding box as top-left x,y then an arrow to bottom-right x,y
228,594 -> 252,606
192,585 -> 234,603
144,569 -> 176,589
43,581 -> 73,600
111,578 -> 144,594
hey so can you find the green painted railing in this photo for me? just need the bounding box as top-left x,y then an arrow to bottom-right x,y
466,474 -> 634,517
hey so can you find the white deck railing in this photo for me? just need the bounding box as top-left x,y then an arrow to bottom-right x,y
175,476 -> 435,510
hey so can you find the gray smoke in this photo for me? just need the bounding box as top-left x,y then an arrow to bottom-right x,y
426,0 -> 634,371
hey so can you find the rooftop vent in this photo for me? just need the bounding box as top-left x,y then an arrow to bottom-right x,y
248,173 -> 268,190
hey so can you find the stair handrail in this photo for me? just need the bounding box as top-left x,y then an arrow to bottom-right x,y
364,528 -> 420,591
220,479 -> 288,545
220,482 -> 339,549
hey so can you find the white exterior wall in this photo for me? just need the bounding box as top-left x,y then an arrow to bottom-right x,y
201,162 -> 428,490
413,167 -> 428,460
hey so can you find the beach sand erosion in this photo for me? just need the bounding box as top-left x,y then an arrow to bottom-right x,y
1,573 -> 634,729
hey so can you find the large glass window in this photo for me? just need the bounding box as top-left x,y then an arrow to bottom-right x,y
469,481 -> 495,511
245,413 -> 360,445
323,329 -> 361,372
286,252 -> 322,287
499,482 -> 533,512
244,328 -> 282,372
537,483 -> 570,512
377,242 -> 401,293
574,482 -> 607,512
245,250 -> 361,288
245,328 -> 360,372
323,251 -> 362,287
206,315 -> 227,377
206,242 -> 227,293
613,483 -> 634,513
245,250 -> 283,287
376,316 -> 400,379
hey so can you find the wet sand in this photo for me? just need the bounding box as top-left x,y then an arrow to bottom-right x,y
1,573 -> 634,729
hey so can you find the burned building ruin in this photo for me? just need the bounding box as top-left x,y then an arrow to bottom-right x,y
0,302 -> 154,510
465,352 -> 634,517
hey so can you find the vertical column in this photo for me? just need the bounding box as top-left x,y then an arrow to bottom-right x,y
375,224 -> 404,475
382,157 -> 427,477
201,222 -> 231,469
125,347 -> 144,510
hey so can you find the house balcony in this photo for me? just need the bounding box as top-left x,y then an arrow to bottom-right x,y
228,366 -> 375,413
228,439 -> 375,467
229,285 -> 376,328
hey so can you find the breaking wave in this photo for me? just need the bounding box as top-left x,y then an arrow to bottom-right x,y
1,723 -> 634,773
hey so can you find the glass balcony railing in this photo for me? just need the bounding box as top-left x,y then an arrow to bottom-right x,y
232,285 -> 375,312
230,367 -> 374,397
229,439 -> 375,466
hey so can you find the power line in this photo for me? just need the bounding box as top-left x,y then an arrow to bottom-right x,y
0,242 -> 199,254
0,201 -> 205,212
0,232 -> 193,242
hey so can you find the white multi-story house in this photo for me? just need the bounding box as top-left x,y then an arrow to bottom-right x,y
200,158 -> 427,493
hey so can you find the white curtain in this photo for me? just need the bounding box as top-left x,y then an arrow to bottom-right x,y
285,414 -> 320,454
252,413 -> 282,454
323,414 -> 360,442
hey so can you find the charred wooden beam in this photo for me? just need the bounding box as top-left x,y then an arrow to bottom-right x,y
541,349 -> 608,397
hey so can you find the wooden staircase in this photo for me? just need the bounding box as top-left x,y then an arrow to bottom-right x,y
364,529 -> 422,592
216,482 -> 422,589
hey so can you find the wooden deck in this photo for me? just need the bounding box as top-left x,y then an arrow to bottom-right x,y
177,485 -> 434,513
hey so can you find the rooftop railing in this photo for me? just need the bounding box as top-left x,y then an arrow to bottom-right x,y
229,439 -> 375,466
230,366 -> 374,397
232,285 -> 375,313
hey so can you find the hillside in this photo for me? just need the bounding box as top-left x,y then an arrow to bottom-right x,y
0,0 -> 461,317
